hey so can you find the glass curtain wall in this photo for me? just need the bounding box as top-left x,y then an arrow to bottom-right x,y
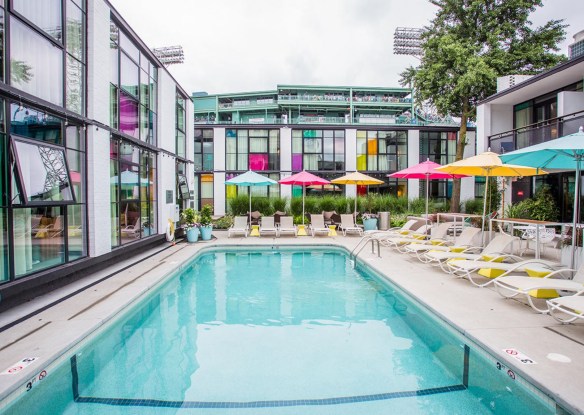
194,128 -> 213,171
109,20 -> 157,145
6,102 -> 86,281
176,91 -> 186,158
9,0 -> 86,114
291,129 -> 345,172
110,138 -> 157,246
356,130 -> 407,196
420,131 -> 457,200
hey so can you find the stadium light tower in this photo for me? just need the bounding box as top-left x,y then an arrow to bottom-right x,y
152,45 -> 185,66
393,27 -> 424,58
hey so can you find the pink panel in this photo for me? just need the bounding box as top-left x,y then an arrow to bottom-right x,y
249,154 -> 268,170
292,154 -> 302,171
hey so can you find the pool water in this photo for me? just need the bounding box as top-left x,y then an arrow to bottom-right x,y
1,249 -> 555,414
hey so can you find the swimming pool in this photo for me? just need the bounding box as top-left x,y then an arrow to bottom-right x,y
1,247 -> 557,414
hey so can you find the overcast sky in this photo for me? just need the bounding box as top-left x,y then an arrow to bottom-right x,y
109,0 -> 584,96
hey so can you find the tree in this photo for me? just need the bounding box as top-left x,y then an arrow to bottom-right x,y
400,0 -> 567,212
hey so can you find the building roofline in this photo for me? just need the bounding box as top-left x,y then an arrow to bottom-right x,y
192,85 -> 412,99
105,0 -> 192,100
478,54 -> 584,106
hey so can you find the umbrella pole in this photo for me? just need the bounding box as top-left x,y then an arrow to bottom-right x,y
302,185 -> 305,225
482,173 -> 489,246
425,175 -> 429,226
572,159 -> 581,269
249,187 -> 252,225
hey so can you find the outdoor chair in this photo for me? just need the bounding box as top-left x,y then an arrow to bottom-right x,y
423,233 -> 518,273
121,218 -> 141,238
547,290 -> 584,323
339,214 -> 363,236
495,264 -> 584,313
277,216 -> 297,237
228,216 -> 249,238
309,214 -> 330,237
404,227 -> 482,262
259,216 -> 278,237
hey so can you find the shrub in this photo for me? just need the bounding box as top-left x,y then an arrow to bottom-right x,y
229,195 -> 249,216
317,195 -> 337,212
213,215 -> 233,229
346,197 -> 357,213
303,197 -> 318,214
433,200 -> 451,213
463,198 -> 484,215
272,197 -> 288,213
200,204 -> 213,226
506,185 -> 559,222
408,197 -> 426,215
334,197 -> 350,214
252,197 -> 272,215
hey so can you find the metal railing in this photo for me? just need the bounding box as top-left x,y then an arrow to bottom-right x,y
488,110 -> 584,153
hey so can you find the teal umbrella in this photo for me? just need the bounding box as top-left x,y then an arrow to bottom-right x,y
225,171 -> 277,223
500,126 -> 584,267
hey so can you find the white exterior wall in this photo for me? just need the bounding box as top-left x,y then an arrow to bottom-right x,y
86,0 -> 113,256
279,127 -> 292,200
344,128 -> 357,198
407,129 -> 420,200
460,130 -> 476,202
558,91 -> 584,116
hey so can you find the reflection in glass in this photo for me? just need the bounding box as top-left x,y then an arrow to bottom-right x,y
67,204 -> 85,260
0,9 -> 4,84
110,202 -> 119,247
13,0 -> 62,42
10,17 -> 63,106
140,104 -> 148,142
67,148 -> 84,202
13,207 -> 65,278
66,54 -> 84,114
10,103 -> 62,144
12,139 -> 74,203
0,208 -> 8,282
119,91 -> 138,138
66,0 -> 83,60
109,85 -> 118,129
120,52 -> 139,97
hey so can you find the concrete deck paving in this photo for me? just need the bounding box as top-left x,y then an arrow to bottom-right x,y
0,231 -> 583,413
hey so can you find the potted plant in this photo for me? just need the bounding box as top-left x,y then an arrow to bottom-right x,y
362,212 -> 378,231
199,204 -> 214,241
181,208 -> 200,243
142,220 -> 153,236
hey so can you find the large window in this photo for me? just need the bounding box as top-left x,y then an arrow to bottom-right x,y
226,129 -> 279,171
176,91 -> 186,158
110,21 -> 157,145
110,138 -> 157,246
291,129 -> 345,171
6,102 -> 87,281
9,1 -> 86,113
357,130 -> 407,172
420,131 -> 457,201
194,129 -> 213,171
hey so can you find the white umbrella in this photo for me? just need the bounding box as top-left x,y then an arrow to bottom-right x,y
225,171 -> 277,223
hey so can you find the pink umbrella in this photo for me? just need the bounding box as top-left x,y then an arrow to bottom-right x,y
279,171 -> 330,224
389,159 -> 467,219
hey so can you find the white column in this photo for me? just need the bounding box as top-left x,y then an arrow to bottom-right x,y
214,128 -> 226,215
408,129 -> 420,200
345,128 -> 357,198
280,126 -> 293,199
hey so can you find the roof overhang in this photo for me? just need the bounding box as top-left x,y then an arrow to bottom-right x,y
479,56 -> 584,106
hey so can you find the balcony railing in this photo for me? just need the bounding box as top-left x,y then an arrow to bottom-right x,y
488,110 -> 584,154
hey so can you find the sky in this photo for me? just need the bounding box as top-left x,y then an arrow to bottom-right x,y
109,0 -> 584,96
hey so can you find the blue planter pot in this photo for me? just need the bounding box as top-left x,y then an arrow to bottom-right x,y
186,227 -> 200,243
200,225 -> 213,241
363,218 -> 378,231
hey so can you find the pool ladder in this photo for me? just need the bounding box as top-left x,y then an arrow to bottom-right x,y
350,235 -> 382,267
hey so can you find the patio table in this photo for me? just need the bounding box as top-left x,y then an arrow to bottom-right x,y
490,218 -> 565,259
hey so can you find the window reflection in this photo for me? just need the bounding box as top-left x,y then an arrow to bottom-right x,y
13,0 -> 62,42
10,103 -> 62,144
119,91 -> 139,138
0,208 -> 8,282
12,139 -> 74,203
10,17 -> 63,106
66,0 -> 83,60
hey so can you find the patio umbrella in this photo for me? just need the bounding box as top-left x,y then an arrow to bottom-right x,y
436,151 -> 547,245
225,170 -> 277,224
500,126 -> 584,267
110,170 -> 151,186
388,159 -> 467,221
279,171 -> 330,224
331,172 -> 384,215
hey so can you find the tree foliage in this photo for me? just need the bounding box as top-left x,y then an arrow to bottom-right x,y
400,0 -> 567,211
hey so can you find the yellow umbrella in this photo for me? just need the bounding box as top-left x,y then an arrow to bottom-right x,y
436,151 -> 547,244
331,172 -> 384,214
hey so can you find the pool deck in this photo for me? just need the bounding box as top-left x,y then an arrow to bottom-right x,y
1,232 -> 584,414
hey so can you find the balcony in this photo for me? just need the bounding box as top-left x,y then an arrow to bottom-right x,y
488,110 -> 584,154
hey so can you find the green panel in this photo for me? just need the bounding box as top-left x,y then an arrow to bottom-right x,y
193,96 -> 216,112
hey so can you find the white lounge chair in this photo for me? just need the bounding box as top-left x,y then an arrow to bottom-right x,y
277,216 -> 297,237
381,222 -> 453,252
496,266 -> 584,313
447,258 -> 559,288
121,218 -> 140,238
365,219 -> 425,237
259,216 -> 278,237
228,216 -> 249,238
423,233 -> 518,273
309,214 -> 330,237
404,227 -> 481,262
547,291 -> 584,323
339,214 -> 363,236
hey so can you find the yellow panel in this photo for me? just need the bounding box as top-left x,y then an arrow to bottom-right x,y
367,138 -> 378,155
202,174 -> 213,182
226,185 -> 237,199
357,155 -> 367,171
